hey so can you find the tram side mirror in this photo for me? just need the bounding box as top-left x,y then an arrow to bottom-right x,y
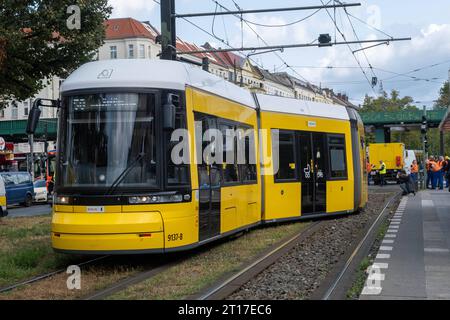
163,94 -> 179,131
26,98 -> 60,134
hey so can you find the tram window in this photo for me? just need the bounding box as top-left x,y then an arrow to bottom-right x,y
240,128 -> 257,183
195,113 -> 222,188
165,92 -> 190,187
220,123 -> 239,184
274,131 -> 297,182
328,135 -> 347,179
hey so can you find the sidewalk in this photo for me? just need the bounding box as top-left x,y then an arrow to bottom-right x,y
360,190 -> 450,300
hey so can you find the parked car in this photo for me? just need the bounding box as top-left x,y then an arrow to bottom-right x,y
33,179 -> 48,203
0,172 -> 34,207
0,176 -> 7,216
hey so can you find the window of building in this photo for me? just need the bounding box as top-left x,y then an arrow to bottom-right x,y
328,135 -> 347,179
128,44 -> 134,58
274,131 -> 297,182
11,102 -> 18,120
110,46 -> 117,59
139,44 -> 145,58
0,109 -> 4,118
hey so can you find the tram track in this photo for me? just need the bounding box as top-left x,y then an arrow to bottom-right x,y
0,255 -> 109,294
193,221 -> 323,300
82,256 -> 182,300
211,191 -> 401,300
320,191 -> 402,300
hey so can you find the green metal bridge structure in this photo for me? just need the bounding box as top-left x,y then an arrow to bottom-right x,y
360,109 -> 446,136
0,119 -> 57,143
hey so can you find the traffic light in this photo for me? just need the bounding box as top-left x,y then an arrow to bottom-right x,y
424,135 -> 429,153
421,115 -> 427,135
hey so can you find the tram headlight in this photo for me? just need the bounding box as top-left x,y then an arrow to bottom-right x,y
54,195 -> 70,205
128,194 -> 184,204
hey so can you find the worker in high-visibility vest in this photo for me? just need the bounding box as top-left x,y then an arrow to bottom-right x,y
379,160 -> 387,187
410,160 -> 419,190
431,157 -> 443,190
366,159 -> 372,185
426,156 -> 435,189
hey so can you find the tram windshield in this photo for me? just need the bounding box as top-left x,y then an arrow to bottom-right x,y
59,93 -> 158,190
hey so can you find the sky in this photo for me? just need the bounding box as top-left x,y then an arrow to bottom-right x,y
108,0 -> 450,108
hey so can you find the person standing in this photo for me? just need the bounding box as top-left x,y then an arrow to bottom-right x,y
431,157 -> 443,190
410,159 -> 419,190
379,160 -> 387,187
437,156 -> 445,190
444,156 -> 450,189
426,156 -> 433,189
366,158 -> 372,185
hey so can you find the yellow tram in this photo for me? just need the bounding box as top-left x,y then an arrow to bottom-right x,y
50,59 -> 368,254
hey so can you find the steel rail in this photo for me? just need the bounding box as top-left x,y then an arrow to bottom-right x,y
197,221 -> 322,300
322,192 -> 402,300
0,255 -> 109,294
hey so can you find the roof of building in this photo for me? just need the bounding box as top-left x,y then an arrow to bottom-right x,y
105,18 -> 157,41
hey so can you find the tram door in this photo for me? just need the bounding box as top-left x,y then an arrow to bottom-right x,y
299,132 -> 327,214
196,115 -> 221,242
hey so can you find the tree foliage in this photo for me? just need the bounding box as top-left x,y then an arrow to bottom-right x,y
361,89 -> 418,112
434,81 -> 449,110
0,0 -> 111,107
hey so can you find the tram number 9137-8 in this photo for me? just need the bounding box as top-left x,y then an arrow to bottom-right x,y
168,233 -> 184,242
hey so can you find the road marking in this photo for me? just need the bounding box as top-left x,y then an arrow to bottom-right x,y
422,200 -> 434,207
387,229 -> 398,233
389,225 -> 400,229
424,248 -> 450,253
376,253 -> 391,259
367,273 -> 385,281
390,221 -> 400,225
385,234 -> 397,238
391,218 -> 402,221
361,286 -> 382,295
380,246 -> 393,251
382,239 -> 394,244
373,263 -> 389,269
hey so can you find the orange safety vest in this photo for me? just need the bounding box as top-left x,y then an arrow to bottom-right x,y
366,162 -> 372,173
426,160 -> 431,171
411,163 -> 419,173
431,161 -> 442,172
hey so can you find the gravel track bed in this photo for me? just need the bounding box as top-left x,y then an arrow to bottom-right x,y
228,192 -> 397,300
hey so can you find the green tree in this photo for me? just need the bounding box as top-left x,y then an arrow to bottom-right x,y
361,89 -> 417,112
434,81 -> 449,110
0,1 -> 111,108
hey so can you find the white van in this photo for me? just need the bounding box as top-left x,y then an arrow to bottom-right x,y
404,150 -> 417,174
0,176 -> 7,217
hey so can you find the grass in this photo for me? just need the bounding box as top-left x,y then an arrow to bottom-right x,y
0,215 -> 82,288
109,222 -> 309,300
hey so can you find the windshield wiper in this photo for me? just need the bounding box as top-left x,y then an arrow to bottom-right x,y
105,152 -> 145,195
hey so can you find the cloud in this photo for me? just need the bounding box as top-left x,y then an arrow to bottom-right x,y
109,0 -> 157,20
305,23 -> 450,105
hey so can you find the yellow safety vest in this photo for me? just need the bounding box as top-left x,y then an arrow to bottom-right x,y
379,162 -> 387,175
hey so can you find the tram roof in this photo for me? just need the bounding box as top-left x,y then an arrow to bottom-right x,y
60,59 -> 257,108
256,93 -> 350,121
61,59 -> 350,121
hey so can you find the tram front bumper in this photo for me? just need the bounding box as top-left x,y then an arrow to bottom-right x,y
52,210 -> 164,253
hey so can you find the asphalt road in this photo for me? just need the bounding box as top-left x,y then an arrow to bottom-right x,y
5,203 -> 52,218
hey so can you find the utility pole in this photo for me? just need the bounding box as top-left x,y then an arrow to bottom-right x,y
421,106 -> 428,189
160,0 -> 177,60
